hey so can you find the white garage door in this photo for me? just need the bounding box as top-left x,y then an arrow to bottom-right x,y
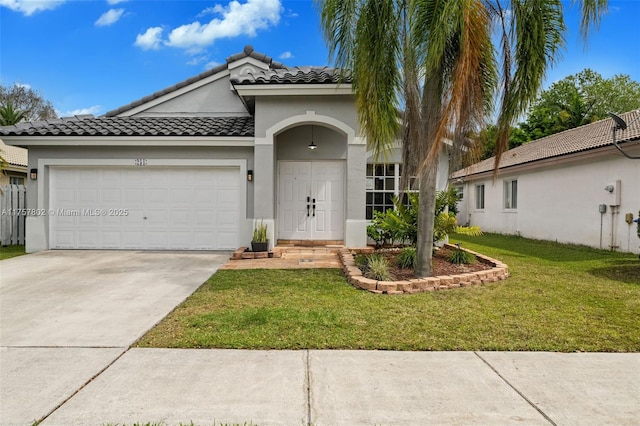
50,167 -> 240,250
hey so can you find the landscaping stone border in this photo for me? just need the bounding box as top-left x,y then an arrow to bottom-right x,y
339,243 -> 509,294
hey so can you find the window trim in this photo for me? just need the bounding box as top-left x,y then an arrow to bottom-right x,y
475,184 -> 485,210
503,179 -> 518,210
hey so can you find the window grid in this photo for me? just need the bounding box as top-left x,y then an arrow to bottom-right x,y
365,164 -> 417,220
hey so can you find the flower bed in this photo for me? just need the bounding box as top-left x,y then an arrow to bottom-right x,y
339,243 -> 509,294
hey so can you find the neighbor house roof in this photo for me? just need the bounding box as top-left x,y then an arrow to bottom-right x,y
451,110 -> 640,179
0,139 -> 28,167
0,115 -> 254,137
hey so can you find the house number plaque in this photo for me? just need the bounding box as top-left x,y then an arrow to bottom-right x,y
134,158 -> 148,166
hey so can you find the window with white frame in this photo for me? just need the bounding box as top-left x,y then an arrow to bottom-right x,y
365,163 -> 416,220
504,179 -> 518,209
9,176 -> 25,185
455,185 -> 464,199
475,184 -> 485,209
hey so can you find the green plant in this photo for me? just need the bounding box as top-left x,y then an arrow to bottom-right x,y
396,246 -> 416,269
252,219 -> 268,243
363,254 -> 393,281
448,244 -> 476,265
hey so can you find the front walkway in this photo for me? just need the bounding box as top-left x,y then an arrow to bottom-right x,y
220,246 -> 342,269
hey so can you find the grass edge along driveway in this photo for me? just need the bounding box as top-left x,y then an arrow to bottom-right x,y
137,234 -> 640,352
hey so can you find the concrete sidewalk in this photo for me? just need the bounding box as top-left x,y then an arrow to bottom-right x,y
2,349 -> 637,426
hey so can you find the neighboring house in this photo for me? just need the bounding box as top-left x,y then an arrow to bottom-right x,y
0,139 -> 28,185
451,110 -> 640,254
0,46 -> 448,253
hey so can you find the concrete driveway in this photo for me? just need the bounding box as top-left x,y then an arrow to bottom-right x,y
0,250 -> 228,425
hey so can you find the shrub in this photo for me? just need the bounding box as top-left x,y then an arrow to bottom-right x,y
361,254 -> 393,281
396,246 -> 416,269
448,245 -> 476,265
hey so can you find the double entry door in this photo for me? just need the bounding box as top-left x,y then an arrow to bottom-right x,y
278,161 -> 345,241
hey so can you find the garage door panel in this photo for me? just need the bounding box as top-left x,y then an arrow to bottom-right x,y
146,188 -> 168,205
50,167 -> 240,250
78,230 -> 99,248
78,215 -> 99,226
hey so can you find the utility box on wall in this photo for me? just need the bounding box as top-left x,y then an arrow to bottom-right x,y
604,179 -> 622,207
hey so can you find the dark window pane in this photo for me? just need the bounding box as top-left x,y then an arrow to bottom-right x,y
375,178 -> 384,190
385,178 -> 394,190
375,165 -> 384,176
374,193 -> 384,204
385,192 -> 394,204
385,164 -> 394,176
398,164 -> 403,177
366,192 -> 373,203
366,164 -> 373,176
374,205 -> 385,213
366,206 -> 373,220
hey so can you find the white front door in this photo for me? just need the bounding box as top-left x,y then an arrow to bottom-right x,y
278,161 -> 344,241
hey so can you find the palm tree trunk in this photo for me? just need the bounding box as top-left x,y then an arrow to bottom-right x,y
415,164 -> 438,277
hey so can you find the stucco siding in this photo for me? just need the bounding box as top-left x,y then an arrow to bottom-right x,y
132,77 -> 249,117
457,149 -> 640,253
254,95 -> 358,138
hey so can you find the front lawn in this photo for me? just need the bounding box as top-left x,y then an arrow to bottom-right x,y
136,234 -> 640,352
0,245 -> 25,260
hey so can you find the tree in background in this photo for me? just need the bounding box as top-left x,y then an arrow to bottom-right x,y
0,83 -> 57,123
468,69 -> 640,163
519,69 -> 640,140
319,0 -> 606,277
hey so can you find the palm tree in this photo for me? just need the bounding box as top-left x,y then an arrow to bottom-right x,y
319,0 -> 606,276
0,102 -> 27,126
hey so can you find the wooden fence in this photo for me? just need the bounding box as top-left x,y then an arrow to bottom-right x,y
0,184 -> 26,246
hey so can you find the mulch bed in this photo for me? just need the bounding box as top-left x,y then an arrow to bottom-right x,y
375,247 -> 492,281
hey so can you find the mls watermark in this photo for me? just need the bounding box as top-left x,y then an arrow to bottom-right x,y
1,208 -> 130,217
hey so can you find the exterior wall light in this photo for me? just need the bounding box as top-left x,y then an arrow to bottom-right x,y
30,168 -> 38,180
247,170 -> 253,182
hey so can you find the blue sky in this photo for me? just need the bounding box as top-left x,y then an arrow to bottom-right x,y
1,0 -> 638,119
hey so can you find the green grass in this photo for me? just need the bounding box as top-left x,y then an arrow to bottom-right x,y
136,234 -> 640,352
0,245 -> 25,260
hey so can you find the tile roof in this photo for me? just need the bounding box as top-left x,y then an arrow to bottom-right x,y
106,45 -> 348,117
0,115 -> 254,138
451,110 -> 640,178
0,139 -> 27,167
231,66 -> 351,85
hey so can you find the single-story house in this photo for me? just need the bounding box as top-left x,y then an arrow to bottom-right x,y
450,110 -> 640,254
0,45 -> 449,253
0,139 -> 28,185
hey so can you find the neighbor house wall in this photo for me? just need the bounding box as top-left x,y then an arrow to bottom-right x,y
457,146 -> 640,254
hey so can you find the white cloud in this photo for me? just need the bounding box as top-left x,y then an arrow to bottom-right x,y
95,8 -> 124,27
0,0 -> 65,16
279,51 -> 293,60
107,0 -> 127,4
16,83 -> 32,90
205,61 -> 222,70
187,55 -> 210,66
57,105 -> 102,117
164,0 -> 282,50
134,27 -> 163,50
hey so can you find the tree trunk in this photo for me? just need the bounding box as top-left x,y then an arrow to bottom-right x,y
415,164 -> 438,277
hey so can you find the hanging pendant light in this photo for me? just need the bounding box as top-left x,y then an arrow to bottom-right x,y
308,125 -> 318,150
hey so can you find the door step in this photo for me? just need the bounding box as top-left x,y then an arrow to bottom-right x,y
276,239 -> 344,248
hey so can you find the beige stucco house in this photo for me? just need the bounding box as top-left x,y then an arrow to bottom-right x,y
0,139 -> 27,185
